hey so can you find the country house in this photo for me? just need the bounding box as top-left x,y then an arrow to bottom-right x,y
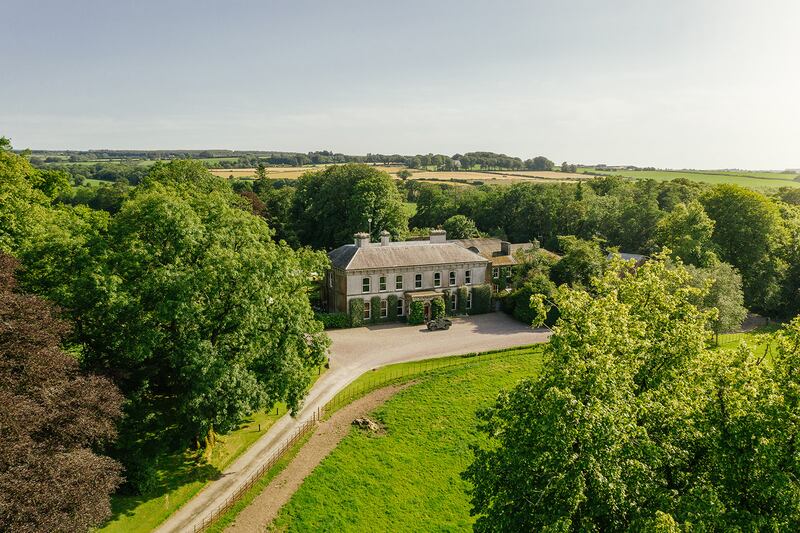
322,230 -> 534,322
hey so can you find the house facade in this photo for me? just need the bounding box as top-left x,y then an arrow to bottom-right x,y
322,230 -> 489,321
453,238 -> 538,293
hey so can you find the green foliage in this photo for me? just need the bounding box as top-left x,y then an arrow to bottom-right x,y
349,298 -> 365,327
387,294 -> 399,321
314,311 -> 350,329
457,286 -> 469,314
408,301 -> 425,325
686,261 -> 748,334
470,284 -> 492,314
655,200 -> 717,266
550,235 -> 606,288
503,274 -> 558,326
442,214 -> 480,239
701,184 -> 787,311
17,164 -> 330,494
292,164 -> 408,249
431,296 -> 446,319
466,255 -> 800,531
370,296 -> 381,324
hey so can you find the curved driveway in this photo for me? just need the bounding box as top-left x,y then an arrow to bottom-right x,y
155,313 -> 549,533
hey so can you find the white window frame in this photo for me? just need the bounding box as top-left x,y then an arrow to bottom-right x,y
328,272 -> 333,288
379,276 -> 387,292
395,275 -> 403,290
415,273 -> 422,289
434,272 -> 441,288
363,300 -> 371,319
362,277 -> 370,293
466,291 -> 472,309
451,293 -> 457,311
397,298 -> 404,316
492,267 -> 499,279
465,269 -> 472,285
449,271 -> 456,285
380,299 -> 388,318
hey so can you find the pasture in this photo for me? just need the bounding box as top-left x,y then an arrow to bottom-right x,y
271,348 -> 543,532
579,167 -> 800,189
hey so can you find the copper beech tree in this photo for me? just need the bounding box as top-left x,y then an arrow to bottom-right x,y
0,254 -> 123,532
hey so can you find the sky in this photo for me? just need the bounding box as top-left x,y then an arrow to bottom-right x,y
1,0 -> 799,169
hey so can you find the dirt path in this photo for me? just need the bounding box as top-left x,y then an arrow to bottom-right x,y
225,383 -> 413,532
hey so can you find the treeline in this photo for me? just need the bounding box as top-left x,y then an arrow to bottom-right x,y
406,177 -> 800,317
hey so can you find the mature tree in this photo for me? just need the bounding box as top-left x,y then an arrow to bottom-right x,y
655,200 -> 717,266
410,183 -> 457,229
466,255 -> 800,531
701,184 -> 786,311
292,163 -> 408,248
397,168 -> 412,180
21,162 -> 330,491
525,155 -> 555,171
0,140 -> 50,253
0,254 -> 123,532
442,214 -> 480,239
686,261 -> 748,334
549,235 -> 606,287
465,255 -> 714,531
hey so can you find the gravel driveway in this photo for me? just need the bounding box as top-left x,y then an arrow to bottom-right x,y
156,313 -> 548,533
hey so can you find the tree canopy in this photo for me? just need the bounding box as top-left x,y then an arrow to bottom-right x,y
292,163 -> 408,249
0,254 -> 123,532
465,255 -> 800,531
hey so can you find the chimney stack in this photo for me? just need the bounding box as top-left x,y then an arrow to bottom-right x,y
380,230 -> 391,246
500,241 -> 512,256
353,232 -> 370,248
430,229 -> 447,244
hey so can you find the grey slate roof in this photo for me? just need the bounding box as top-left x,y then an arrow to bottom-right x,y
329,242 -> 489,271
452,238 -> 537,266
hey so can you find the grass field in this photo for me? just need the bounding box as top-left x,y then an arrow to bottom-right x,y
99,367 -> 325,533
579,167 -> 800,189
271,348 -> 543,532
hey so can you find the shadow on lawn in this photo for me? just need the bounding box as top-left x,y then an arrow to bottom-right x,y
108,450 -> 222,521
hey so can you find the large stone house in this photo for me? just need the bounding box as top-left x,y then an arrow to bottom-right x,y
322,230 -> 489,321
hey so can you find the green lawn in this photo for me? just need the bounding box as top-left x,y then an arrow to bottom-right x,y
100,367 -> 325,533
271,348 -> 543,532
578,167 -> 800,189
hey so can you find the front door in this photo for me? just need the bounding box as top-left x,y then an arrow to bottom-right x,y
424,301 -> 431,320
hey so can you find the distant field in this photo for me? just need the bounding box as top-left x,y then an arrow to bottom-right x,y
210,165 -> 407,180
578,167 -> 800,189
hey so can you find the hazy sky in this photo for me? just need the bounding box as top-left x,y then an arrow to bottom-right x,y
2,0 -> 799,168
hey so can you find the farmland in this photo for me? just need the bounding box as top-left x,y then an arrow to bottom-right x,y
579,167 -> 800,189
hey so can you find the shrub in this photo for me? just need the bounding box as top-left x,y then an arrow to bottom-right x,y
442,289 -> 455,316
370,296 -> 381,324
315,311 -> 350,329
431,297 -> 446,319
457,286 -> 469,315
408,301 -> 425,325
387,294 -> 399,321
471,284 -> 492,314
349,299 -> 364,327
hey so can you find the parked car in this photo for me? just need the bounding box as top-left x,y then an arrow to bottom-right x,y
426,317 -> 453,331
